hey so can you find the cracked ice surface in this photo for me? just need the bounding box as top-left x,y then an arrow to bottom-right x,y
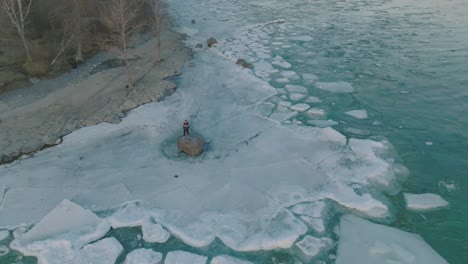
1,51 -> 407,253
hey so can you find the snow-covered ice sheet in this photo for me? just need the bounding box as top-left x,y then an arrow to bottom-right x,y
336,215 -> 448,264
125,248 -> 163,264
404,193 -> 449,211
165,250 -> 207,264
211,255 -> 253,264
0,41 -> 407,254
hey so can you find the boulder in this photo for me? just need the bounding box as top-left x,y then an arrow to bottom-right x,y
191,19 -> 196,24
207,37 -> 218,48
177,134 -> 205,156
241,62 -> 253,69
195,43 -> 203,48
236,59 -> 246,65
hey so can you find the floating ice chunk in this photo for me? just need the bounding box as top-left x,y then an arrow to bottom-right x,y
276,78 -> 289,83
0,245 -> 9,257
296,236 -> 333,258
425,142 -> 433,146
289,93 -> 307,101
307,120 -> 338,128
290,103 -> 310,112
285,85 -> 308,94
142,222 -> 170,243
165,250 -> 207,264
302,73 -> 319,84
253,61 -> 278,79
107,203 -> 170,243
272,56 -> 292,68
305,108 -> 326,119
316,82 -> 354,93
345,110 -> 368,119
345,127 -> 371,136
336,215 -> 448,264
125,248 -> 163,264
299,215 -> 326,233
0,230 -> 9,241
304,96 -> 322,103
400,90 -> 411,94
77,237 -> 123,264
279,101 -> 292,107
281,71 -> 300,79
404,193 -> 449,211
211,255 -> 253,264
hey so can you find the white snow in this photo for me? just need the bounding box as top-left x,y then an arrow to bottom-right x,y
404,193 -> 449,211
336,215 -> 448,264
285,84 -> 308,93
345,110 -> 368,119
289,93 -> 307,101
296,235 -> 333,258
211,255 -> 253,264
77,237 -> 123,264
0,230 -> 9,241
290,103 -> 310,112
125,248 -> 163,264
315,82 -> 355,93
165,251 -> 207,264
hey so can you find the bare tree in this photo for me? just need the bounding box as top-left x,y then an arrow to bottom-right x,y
0,0 -> 33,63
49,0 -> 83,66
99,0 -> 144,90
148,0 -> 162,64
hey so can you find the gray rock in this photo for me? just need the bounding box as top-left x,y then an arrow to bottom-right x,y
177,134 -> 205,156
207,37 -> 218,48
195,43 -> 203,48
236,59 -> 246,65
191,19 -> 196,24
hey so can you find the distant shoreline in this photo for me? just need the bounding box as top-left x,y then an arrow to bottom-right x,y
0,16 -> 191,165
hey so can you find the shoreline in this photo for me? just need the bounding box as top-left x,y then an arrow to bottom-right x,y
0,17 -> 191,165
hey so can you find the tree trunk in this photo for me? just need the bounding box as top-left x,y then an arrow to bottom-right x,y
75,41 -> 83,63
123,46 -> 133,90
19,32 -> 32,63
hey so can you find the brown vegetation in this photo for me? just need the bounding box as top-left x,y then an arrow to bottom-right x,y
0,0 -> 163,93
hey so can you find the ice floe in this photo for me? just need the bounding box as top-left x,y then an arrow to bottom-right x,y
345,110 -> 368,119
315,82 -> 354,93
296,235 -> 333,258
211,255 -> 253,264
304,96 -> 322,103
289,93 -> 307,101
165,250 -> 207,264
307,120 -> 338,128
285,84 -> 308,94
404,193 -> 449,211
0,229 -> 9,241
125,248 -> 163,264
336,215 -> 448,264
305,108 -> 326,119
0,245 -> 9,256
290,103 -> 310,112
77,237 -> 123,264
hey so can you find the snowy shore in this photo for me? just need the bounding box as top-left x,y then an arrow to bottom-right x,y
0,19 -> 190,165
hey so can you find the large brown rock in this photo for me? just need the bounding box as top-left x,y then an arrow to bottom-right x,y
177,134 -> 205,156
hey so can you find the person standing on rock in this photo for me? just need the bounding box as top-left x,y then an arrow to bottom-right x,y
183,120 -> 190,136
